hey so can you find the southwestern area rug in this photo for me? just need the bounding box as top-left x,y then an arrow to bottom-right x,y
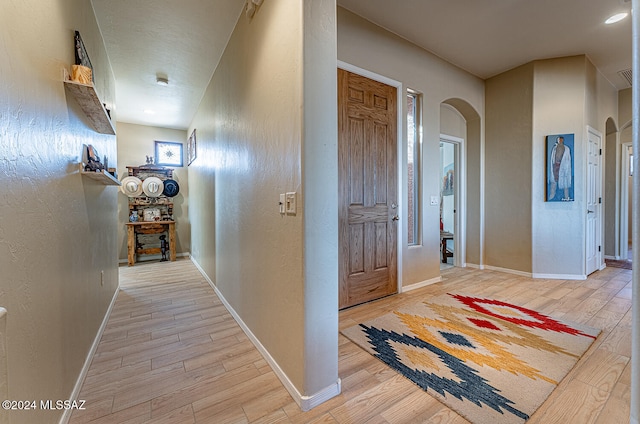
342,293 -> 600,424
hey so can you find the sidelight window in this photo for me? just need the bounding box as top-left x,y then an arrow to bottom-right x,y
407,90 -> 422,245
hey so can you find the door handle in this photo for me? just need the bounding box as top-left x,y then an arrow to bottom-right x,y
587,210 -> 595,214
391,215 -> 399,221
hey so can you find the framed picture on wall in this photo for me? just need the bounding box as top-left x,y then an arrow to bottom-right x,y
546,133 -> 574,202
187,129 -> 197,166
155,141 -> 183,167
441,163 -> 454,196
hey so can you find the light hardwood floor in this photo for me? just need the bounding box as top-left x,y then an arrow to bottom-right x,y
69,259 -> 633,423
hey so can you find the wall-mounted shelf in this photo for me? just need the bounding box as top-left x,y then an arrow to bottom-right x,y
64,80 -> 115,135
80,166 -> 121,186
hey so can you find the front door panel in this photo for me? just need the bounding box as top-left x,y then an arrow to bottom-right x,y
338,69 -> 397,309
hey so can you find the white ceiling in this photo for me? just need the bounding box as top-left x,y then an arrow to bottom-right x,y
90,0 -> 245,130
91,0 -> 633,131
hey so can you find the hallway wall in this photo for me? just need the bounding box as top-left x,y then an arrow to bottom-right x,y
188,0 -> 339,406
0,1 -> 118,423
485,63 -> 534,273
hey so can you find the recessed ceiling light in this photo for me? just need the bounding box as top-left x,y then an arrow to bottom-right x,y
605,12 -> 628,24
144,109 -> 156,115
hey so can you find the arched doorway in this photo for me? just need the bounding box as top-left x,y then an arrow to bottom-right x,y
440,99 -> 482,269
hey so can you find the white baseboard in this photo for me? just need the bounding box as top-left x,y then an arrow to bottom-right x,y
531,273 -> 587,280
464,263 -> 484,270
450,263 -> 587,280
189,257 -> 341,412
484,265 -> 533,278
298,380 -> 342,411
401,276 -> 441,292
59,286 -> 119,424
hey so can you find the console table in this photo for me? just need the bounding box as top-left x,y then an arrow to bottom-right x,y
440,231 -> 454,264
126,221 -> 176,266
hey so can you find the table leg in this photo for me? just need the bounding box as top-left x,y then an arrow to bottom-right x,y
169,222 -> 176,261
127,225 -> 136,266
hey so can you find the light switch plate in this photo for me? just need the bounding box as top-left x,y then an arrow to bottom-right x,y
285,192 -> 296,214
279,193 -> 286,214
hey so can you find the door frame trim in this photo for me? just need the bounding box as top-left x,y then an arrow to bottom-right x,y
338,60 -> 404,291
440,134 -> 466,267
621,141 -> 632,260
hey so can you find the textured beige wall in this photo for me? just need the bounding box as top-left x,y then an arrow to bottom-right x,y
0,307 -> 6,421
485,63 -> 534,272
531,56 -> 617,276
619,88 -> 632,127
465,116 -> 483,265
619,90 -> 632,248
604,88 -> 627,258
0,1 -> 118,423
485,56 -> 618,276
300,0 -> 340,397
337,7 -> 485,286
604,128 -> 619,257
440,105 -> 467,139
530,56 -> 586,277
189,0 -> 338,400
115,122 -> 190,261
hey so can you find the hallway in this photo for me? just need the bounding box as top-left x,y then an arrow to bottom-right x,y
69,260 -> 633,423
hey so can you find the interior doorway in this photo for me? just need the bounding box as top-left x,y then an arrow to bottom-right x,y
439,136 -> 463,269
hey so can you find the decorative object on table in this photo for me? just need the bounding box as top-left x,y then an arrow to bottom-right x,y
155,141 -> 183,167
73,31 -> 93,83
129,210 -> 139,222
342,293 -> 600,424
159,235 -> 169,261
143,208 -> 161,222
187,129 -> 197,166
546,133 -> 574,202
84,144 -> 105,172
142,176 -> 164,197
145,155 -> 154,165
162,179 -> 180,197
120,176 -> 144,197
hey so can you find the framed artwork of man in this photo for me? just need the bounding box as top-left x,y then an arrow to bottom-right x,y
546,133 -> 574,202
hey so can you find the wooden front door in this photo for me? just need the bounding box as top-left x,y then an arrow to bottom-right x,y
338,69 -> 398,309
